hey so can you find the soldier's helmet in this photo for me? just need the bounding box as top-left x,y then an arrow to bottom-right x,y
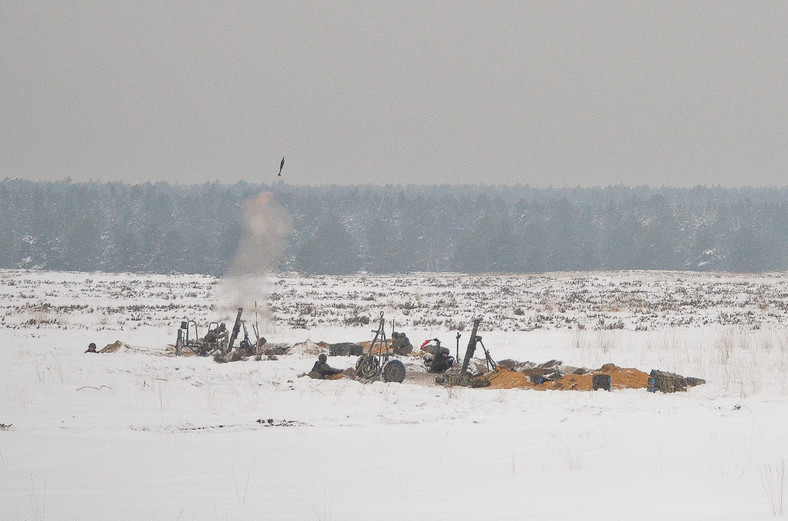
318,354 -> 327,363
88,342 -> 97,351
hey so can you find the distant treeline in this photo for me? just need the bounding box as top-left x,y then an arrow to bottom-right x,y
2,179 -> 787,275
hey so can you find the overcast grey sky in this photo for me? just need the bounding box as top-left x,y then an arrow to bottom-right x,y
2,2 -> 786,187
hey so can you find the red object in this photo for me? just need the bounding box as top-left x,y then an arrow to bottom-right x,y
420,338 -> 439,349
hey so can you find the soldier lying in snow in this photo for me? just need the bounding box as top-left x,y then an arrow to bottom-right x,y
308,354 -> 344,379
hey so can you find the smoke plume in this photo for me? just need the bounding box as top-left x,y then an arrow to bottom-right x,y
217,192 -> 293,326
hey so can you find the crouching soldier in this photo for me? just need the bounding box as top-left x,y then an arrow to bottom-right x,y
421,339 -> 454,373
430,345 -> 455,373
308,354 -> 344,379
391,332 -> 414,356
204,323 -> 226,343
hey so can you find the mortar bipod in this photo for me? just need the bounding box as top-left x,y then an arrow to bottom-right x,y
477,336 -> 497,371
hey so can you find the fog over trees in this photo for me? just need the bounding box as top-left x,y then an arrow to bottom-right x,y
2,180 -> 787,275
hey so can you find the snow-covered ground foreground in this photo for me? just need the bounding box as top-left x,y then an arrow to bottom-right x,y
2,270 -> 788,520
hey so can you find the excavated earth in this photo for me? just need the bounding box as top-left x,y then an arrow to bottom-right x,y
483,363 -> 650,391
139,339 -> 669,392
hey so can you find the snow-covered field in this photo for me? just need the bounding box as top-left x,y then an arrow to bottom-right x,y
2,269 -> 788,520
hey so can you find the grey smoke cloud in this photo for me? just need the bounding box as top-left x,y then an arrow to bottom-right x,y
217,192 -> 293,325
229,192 -> 293,276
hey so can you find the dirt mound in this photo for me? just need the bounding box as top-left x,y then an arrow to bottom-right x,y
100,340 -> 164,355
99,341 -> 126,353
358,340 -> 382,354
484,363 -> 651,391
485,367 -> 539,389
549,373 -> 596,391
357,340 -> 421,356
288,340 -> 326,357
600,363 -> 650,390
